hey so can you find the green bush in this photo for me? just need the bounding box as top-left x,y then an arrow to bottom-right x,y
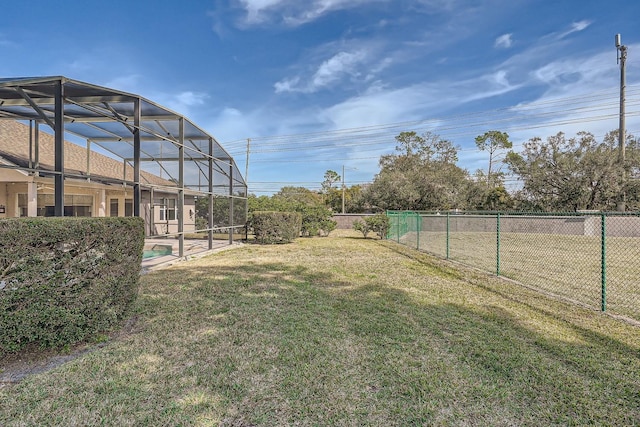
251,211 -> 302,244
319,218 -> 337,236
248,190 -> 336,238
300,205 -> 337,237
353,219 -> 371,238
0,217 -> 145,354
353,214 -> 390,239
368,213 -> 391,239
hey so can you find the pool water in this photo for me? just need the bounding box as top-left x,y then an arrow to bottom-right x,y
142,244 -> 173,259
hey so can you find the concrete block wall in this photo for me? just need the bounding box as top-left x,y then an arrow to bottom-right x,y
332,213 -> 374,229
419,214 -> 640,237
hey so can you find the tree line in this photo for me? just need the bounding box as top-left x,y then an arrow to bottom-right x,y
247,129 -> 640,215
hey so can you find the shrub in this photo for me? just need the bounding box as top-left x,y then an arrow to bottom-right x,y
368,213 -> 391,239
0,217 -> 145,355
319,218 -> 337,237
195,216 -> 208,231
353,219 -> 371,238
300,205 -> 337,237
353,214 -> 390,239
251,211 -> 302,244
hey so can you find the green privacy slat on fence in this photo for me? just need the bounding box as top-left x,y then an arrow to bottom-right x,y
386,210 -> 640,322
601,214 -> 606,312
496,213 -> 501,277
416,213 -> 420,250
446,213 -> 450,260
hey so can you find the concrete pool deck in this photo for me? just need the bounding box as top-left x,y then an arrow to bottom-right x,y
141,238 -> 242,273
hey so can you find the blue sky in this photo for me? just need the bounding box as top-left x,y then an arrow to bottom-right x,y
2,0 -> 640,194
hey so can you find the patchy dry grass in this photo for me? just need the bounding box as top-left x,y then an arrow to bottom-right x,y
400,230 -> 640,320
1,230 -> 640,425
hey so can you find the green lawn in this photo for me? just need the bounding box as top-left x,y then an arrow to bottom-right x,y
1,230 -> 639,425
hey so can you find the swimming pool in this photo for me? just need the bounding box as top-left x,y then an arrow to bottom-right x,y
142,244 -> 173,259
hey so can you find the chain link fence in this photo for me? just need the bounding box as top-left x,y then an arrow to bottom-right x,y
387,211 -> 640,322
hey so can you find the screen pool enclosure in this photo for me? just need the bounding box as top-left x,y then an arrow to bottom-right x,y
0,76 -> 247,256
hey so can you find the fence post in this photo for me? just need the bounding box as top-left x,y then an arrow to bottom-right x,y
601,213 -> 606,312
496,212 -> 501,276
385,211 -> 389,239
416,213 -> 420,250
446,212 -> 450,260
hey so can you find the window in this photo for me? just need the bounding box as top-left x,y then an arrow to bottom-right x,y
22,194 -> 94,217
159,198 -> 176,221
18,194 -> 27,217
110,199 -> 119,217
125,199 -> 133,217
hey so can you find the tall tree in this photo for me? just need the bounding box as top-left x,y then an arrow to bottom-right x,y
505,131 -> 631,211
324,184 -> 363,213
391,131 -> 458,164
274,186 -> 324,208
365,131 -> 479,211
321,170 -> 341,193
475,130 -> 512,187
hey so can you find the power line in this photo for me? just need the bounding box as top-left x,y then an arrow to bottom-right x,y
227,108 -> 640,158
223,84 -> 640,152
226,86 -> 640,194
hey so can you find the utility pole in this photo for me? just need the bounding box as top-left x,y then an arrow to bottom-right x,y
341,164 -> 345,214
245,138 -> 250,240
245,138 -> 250,185
616,34 -> 627,212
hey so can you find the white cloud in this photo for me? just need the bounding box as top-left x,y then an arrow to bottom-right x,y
206,107 -> 259,141
494,33 -> 513,49
531,51 -> 611,88
312,51 -> 367,87
209,42 -> 640,189
322,85 -> 429,129
321,69 -> 523,131
283,0 -> 371,26
176,91 -> 208,107
237,0 -> 285,23
275,50 -> 369,93
558,20 -> 591,39
369,57 -> 393,75
151,90 -> 210,117
571,20 -> 591,32
235,0 -> 390,26
274,77 -> 300,93
203,104 -> 337,151
207,9 -> 231,38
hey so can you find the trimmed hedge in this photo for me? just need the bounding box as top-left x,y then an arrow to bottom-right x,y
0,217 -> 145,354
251,211 -> 302,244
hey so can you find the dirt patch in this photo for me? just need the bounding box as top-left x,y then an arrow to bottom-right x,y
0,343 -> 106,387
0,316 -> 139,389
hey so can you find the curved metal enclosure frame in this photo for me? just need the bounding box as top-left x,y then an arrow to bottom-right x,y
0,76 -> 247,256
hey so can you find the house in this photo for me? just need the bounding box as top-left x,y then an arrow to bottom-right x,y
0,119 -> 196,236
